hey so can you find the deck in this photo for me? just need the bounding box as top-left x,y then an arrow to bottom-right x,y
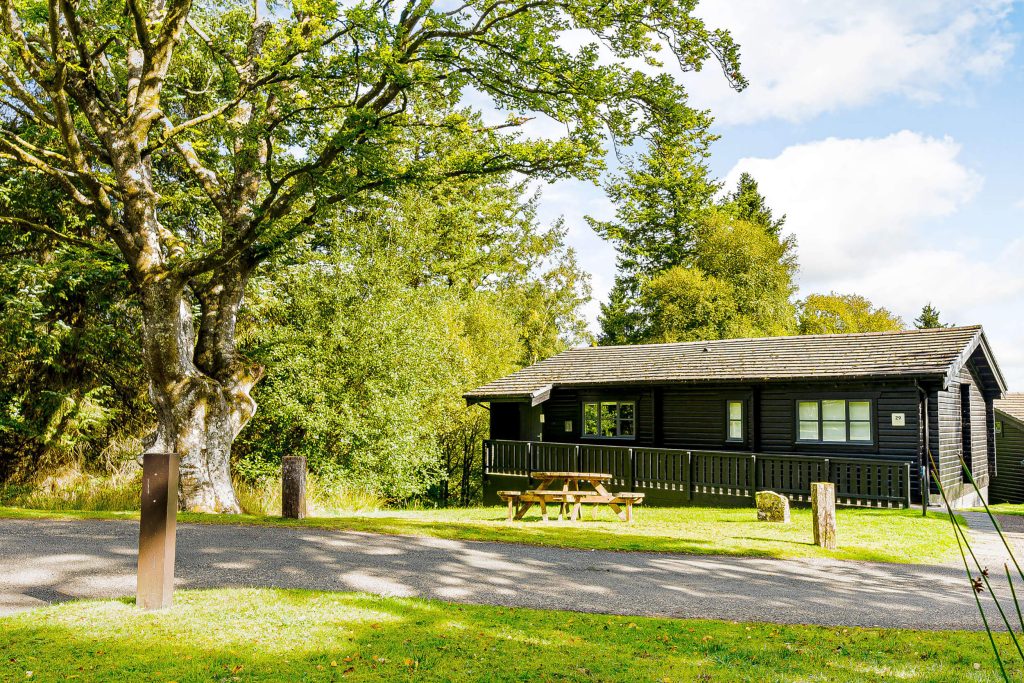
483,440 -> 913,509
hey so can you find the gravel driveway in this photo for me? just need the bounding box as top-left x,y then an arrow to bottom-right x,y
0,517 -> 1009,630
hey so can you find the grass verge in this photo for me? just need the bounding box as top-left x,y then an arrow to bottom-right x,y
0,588 -> 1016,682
0,503 -> 960,564
975,503 -> 1024,518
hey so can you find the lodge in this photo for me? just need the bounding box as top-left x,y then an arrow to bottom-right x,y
465,326 -> 1008,509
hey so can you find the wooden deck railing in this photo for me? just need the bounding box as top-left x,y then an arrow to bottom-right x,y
483,440 -> 913,509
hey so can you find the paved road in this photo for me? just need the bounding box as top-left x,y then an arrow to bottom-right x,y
0,518 -> 1012,630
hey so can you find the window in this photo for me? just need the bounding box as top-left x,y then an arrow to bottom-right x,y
582,401 -> 636,439
797,399 -> 873,444
727,400 -> 744,442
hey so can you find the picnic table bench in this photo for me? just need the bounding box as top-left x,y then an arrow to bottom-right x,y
498,472 -> 644,522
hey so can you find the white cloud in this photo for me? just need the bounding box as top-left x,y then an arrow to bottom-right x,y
723,131 -> 1024,386
725,131 -> 983,287
688,1 -> 1016,124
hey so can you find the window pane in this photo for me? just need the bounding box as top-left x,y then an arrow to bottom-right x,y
729,401 -> 743,420
799,421 -> 819,441
822,400 -> 846,421
849,401 -> 871,421
619,402 -> 635,421
729,420 -> 743,440
850,421 -> 872,441
823,421 -> 847,442
619,419 -> 635,437
583,403 -> 598,435
601,402 -> 618,437
799,402 -> 818,421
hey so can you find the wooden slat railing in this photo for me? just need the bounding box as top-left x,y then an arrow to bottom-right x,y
483,440 -> 913,509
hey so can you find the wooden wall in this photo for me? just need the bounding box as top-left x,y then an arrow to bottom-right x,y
929,363 -> 992,500
992,416 -> 1024,503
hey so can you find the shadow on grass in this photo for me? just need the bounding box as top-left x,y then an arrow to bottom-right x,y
0,588 -> 1018,683
0,505 -> 960,564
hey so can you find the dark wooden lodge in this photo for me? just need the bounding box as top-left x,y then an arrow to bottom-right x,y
466,326 -> 1007,509
993,394 -> 1024,504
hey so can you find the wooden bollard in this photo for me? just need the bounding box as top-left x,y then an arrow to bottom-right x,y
811,482 -> 837,550
282,456 -> 307,519
137,452 -> 179,610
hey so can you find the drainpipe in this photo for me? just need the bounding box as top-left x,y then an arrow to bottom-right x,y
916,381 -> 931,517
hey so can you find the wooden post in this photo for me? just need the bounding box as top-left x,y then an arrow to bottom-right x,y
903,463 -> 912,509
137,453 -> 179,610
811,482 -> 837,550
282,456 -> 308,519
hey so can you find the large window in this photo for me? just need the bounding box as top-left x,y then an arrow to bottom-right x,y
727,400 -> 744,442
582,401 -> 636,439
797,399 -> 873,444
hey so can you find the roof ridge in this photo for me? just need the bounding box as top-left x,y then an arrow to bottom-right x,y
567,325 -> 984,352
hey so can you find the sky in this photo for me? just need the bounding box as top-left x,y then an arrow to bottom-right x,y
526,0 -> 1024,389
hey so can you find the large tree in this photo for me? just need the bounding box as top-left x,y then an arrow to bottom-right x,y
0,0 -> 742,510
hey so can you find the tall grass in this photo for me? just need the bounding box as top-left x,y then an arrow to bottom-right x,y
1,467 -> 385,515
234,475 -> 385,516
0,466 -> 141,511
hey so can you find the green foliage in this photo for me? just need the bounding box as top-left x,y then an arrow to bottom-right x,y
916,303 -> 952,329
593,129 -> 721,344
234,178 -> 589,503
593,149 -> 798,345
638,213 -> 798,343
0,240 -> 149,481
721,171 -> 786,236
798,293 -> 906,335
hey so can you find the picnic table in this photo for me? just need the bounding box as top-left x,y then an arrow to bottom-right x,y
498,471 -> 644,523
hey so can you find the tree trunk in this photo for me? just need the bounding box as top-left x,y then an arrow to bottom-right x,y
138,264 -> 261,513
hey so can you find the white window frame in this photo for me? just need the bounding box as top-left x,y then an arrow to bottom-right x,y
726,400 -> 745,443
796,399 -> 873,445
582,400 -> 636,440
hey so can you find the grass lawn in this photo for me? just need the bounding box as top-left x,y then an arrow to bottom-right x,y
977,503 -> 1024,517
0,588 -> 1016,682
0,503 -> 961,564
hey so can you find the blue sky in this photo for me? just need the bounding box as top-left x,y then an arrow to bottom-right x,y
531,1 -> 1024,388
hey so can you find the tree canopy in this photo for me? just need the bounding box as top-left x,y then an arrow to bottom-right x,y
798,293 -> 905,335
639,212 -> 798,342
597,166 -> 796,344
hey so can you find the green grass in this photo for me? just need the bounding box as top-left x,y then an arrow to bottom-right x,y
0,588 -> 1016,682
975,503 -> 1024,517
0,503 -> 961,564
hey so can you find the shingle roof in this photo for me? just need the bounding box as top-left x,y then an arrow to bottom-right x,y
466,326 -> 1002,402
997,394 -> 1024,424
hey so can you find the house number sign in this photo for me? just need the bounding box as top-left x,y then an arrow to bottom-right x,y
891,413 -> 906,427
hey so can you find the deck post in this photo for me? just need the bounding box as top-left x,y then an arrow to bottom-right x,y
903,462 -> 912,509
749,454 -> 757,498
282,456 -> 308,519
575,444 -> 581,473
685,451 -> 692,502
526,441 -> 533,480
137,452 -> 179,610
629,448 -> 636,493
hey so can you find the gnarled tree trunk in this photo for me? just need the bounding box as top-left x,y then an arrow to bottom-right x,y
138,262 -> 262,513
